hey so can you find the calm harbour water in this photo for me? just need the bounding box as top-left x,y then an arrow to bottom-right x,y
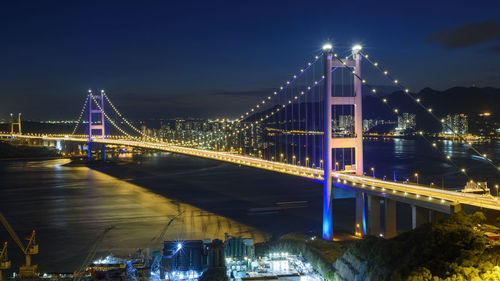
0,138 -> 498,273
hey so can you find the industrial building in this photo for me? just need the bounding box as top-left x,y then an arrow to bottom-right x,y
161,240 -> 207,280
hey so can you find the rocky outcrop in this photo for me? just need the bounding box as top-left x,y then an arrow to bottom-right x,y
331,250 -> 369,281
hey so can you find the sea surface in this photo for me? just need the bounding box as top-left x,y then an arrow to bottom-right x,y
0,138 -> 498,273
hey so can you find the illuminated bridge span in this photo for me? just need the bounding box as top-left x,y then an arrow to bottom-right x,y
3,44 -> 499,240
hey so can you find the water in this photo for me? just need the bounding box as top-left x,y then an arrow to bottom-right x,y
0,138 -> 498,273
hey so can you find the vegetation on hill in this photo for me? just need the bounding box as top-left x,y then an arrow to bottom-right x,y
338,212 -> 500,280
265,213 -> 500,280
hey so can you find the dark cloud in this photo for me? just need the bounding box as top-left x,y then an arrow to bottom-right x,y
428,20 -> 500,48
488,45 -> 500,53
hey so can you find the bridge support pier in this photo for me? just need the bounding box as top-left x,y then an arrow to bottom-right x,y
384,198 -> 397,238
88,141 -> 92,160
355,192 -> 366,237
367,195 -> 381,236
411,205 -> 427,229
450,203 -> 462,213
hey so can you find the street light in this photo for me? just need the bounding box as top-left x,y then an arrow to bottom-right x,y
371,167 -> 375,178
414,173 -> 419,184
496,184 -> 499,197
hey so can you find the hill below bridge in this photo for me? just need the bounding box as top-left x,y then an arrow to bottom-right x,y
263,212 -> 500,280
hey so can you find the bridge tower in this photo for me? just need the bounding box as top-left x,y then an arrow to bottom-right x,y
10,113 -> 21,136
322,44 -> 365,240
88,89 -> 106,160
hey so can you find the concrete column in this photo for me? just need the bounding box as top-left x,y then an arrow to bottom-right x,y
88,92 -> 93,160
384,198 -> 397,238
355,192 -> 365,237
368,195 -> 380,236
430,210 -> 444,223
353,51 -> 363,175
411,205 -> 427,229
322,46 -> 334,240
100,91 -> 106,137
450,203 -> 462,214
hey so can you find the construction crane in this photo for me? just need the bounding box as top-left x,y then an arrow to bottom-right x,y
0,242 -> 11,281
0,213 -> 38,278
150,212 -> 183,274
74,226 -> 114,281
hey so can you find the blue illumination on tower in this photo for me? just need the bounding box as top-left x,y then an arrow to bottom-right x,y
362,194 -> 367,235
322,184 -> 333,239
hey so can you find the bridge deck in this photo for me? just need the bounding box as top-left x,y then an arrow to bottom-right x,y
3,134 -> 499,211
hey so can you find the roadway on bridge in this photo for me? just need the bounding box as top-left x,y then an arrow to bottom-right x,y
3,133 -> 500,212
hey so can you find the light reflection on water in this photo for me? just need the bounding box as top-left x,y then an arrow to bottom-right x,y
0,159 -> 268,272
84,167 -> 268,243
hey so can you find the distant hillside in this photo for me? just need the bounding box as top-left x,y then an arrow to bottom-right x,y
363,86 -> 500,134
244,86 -> 499,134
364,87 -> 500,118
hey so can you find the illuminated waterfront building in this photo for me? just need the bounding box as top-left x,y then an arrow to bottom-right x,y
396,113 -> 416,133
442,114 -> 468,136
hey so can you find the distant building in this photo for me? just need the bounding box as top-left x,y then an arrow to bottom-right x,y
224,235 -> 254,260
225,234 -> 255,278
363,119 -> 374,132
207,239 -> 225,269
338,115 -> 353,130
396,113 -> 416,133
363,119 -> 385,132
161,240 -> 207,279
471,113 -> 496,136
442,114 -> 468,136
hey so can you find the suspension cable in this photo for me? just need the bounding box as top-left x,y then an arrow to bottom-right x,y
202,68 -> 339,148
333,55 -> 476,182
359,51 -> 500,175
102,93 -> 156,141
71,94 -> 90,135
191,54 -> 324,145
90,94 -> 136,139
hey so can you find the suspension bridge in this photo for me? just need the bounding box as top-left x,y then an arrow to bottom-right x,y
2,44 -> 499,241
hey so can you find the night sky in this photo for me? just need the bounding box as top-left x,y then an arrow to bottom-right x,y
1,0 -> 499,120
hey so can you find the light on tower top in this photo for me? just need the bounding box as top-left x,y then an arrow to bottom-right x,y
101,89 -> 105,93
352,44 -> 362,53
322,43 -> 333,51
